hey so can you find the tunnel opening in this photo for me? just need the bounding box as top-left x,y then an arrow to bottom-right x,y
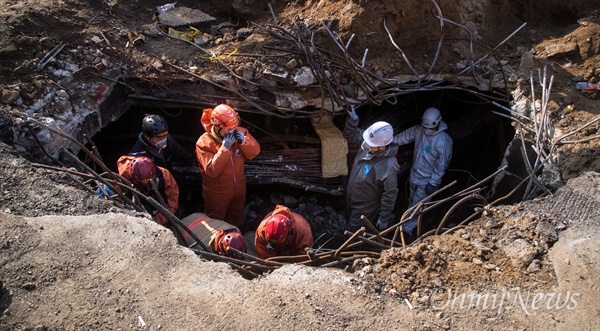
81,80 -> 516,247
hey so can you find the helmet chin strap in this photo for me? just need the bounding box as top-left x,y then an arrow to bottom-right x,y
210,126 -> 224,142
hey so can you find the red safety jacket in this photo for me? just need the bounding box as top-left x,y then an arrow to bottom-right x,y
195,108 -> 260,228
178,212 -> 242,252
255,205 -> 314,259
116,155 -> 179,225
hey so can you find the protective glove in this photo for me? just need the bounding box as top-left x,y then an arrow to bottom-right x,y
375,218 -> 390,231
425,183 -> 436,195
347,107 -> 358,121
222,132 -> 235,151
233,129 -> 246,145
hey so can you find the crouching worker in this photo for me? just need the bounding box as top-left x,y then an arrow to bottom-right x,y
117,155 -> 179,226
255,205 -> 313,260
177,212 -> 247,259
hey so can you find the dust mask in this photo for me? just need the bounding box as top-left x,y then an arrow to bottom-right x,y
155,137 -> 168,149
424,128 -> 436,136
361,141 -> 372,152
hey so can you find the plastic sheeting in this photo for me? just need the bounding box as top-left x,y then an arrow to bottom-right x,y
312,115 -> 348,178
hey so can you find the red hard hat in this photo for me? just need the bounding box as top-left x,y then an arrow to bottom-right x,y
210,104 -> 239,129
128,156 -> 156,187
265,214 -> 291,246
218,231 -> 247,258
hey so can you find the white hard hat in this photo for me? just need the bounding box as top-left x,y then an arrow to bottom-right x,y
363,121 -> 393,147
422,107 -> 442,129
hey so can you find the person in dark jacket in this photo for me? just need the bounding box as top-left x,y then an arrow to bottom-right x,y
343,108 -> 400,232
129,114 -> 195,171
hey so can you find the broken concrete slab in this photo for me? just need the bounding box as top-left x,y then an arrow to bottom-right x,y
542,42 -> 579,58
158,7 -> 217,28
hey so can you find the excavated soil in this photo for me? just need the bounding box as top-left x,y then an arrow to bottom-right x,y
0,1 -> 599,330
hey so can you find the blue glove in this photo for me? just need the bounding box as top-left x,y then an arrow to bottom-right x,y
375,218 -> 390,231
233,129 -> 245,145
347,107 -> 358,121
425,183 -> 436,195
95,184 -> 114,198
222,133 -> 235,150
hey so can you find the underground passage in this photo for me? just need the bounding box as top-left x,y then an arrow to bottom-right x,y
80,79 -> 518,249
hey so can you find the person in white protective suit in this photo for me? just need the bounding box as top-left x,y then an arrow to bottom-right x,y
343,107 -> 400,233
393,107 -> 453,242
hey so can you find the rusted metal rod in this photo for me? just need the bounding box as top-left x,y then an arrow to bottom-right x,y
321,255 -> 369,268
348,233 -> 389,250
334,227 -> 365,259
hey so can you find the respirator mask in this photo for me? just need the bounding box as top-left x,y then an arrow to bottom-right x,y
155,137 -> 168,149
424,128 -> 437,136
361,141 -> 372,152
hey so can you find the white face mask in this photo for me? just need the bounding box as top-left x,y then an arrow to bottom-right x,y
361,141 -> 372,152
155,137 -> 168,149
424,128 -> 437,136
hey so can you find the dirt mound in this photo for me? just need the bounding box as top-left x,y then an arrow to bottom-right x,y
0,0 -> 600,330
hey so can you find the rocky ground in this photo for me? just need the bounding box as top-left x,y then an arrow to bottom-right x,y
0,0 -> 600,330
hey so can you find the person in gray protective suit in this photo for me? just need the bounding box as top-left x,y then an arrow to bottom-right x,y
393,107 -> 453,241
343,107 -> 400,233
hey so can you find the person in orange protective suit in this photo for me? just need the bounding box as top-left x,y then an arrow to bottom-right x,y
255,205 -> 314,260
195,104 -> 260,229
117,155 -> 179,226
177,212 -> 248,259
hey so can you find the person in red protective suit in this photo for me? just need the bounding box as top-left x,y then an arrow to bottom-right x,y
195,104 -> 260,229
177,212 -> 248,259
117,155 -> 179,226
255,205 -> 313,260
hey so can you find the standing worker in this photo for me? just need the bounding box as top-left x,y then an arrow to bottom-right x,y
195,104 -> 260,229
129,114 -> 195,172
117,155 -> 179,226
177,212 -> 248,259
393,107 -> 453,242
343,107 -> 400,232
255,205 -> 313,260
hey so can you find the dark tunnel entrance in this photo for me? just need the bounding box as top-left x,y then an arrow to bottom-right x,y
82,84 -> 515,244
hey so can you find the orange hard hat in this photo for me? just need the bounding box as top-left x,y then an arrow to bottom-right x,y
217,231 -> 247,259
264,214 -> 291,246
128,156 -> 156,186
210,104 -> 239,129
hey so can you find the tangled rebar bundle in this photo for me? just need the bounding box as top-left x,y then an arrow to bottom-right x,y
124,0 -> 527,121
24,65 -> 600,279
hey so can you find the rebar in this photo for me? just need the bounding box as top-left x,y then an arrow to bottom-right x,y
435,194 -> 487,235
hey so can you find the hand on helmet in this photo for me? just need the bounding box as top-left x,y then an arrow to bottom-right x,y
347,107 -> 359,121
425,183 -> 436,195
222,132 -> 236,150
375,218 -> 390,231
233,129 -> 245,145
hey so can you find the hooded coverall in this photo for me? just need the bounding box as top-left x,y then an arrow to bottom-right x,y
117,155 -> 179,225
177,212 -> 242,252
343,116 -> 400,232
255,205 -> 314,260
129,133 -> 194,171
392,121 -> 453,234
195,108 -> 260,229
